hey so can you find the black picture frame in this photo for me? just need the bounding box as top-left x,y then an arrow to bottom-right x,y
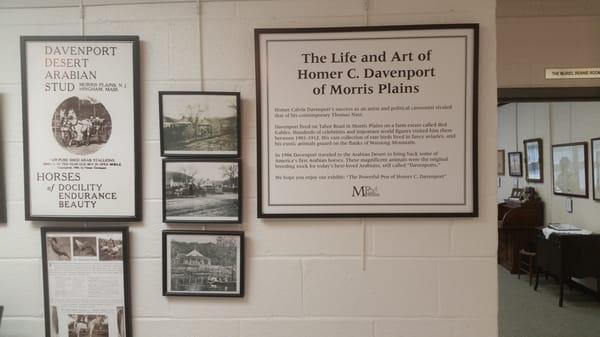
590,138 -> 600,201
162,158 -> 242,224
21,36 -> 141,221
41,226 -> 132,337
508,152 -> 523,177
162,230 -> 245,297
255,24 -> 479,218
159,91 -> 241,158
551,142 -> 589,198
523,138 -> 543,183
497,149 -> 505,176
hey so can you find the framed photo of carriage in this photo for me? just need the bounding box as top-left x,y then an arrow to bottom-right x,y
162,230 -> 244,297
159,91 -> 241,157
20,36 -> 141,221
162,159 -> 241,223
41,226 -> 132,337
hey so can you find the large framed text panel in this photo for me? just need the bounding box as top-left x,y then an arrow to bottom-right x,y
21,36 -> 141,221
255,24 -> 479,217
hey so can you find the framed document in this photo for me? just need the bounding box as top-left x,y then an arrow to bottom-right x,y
159,91 -> 241,157
162,230 -> 244,297
21,36 -> 141,221
508,152 -> 523,177
255,24 -> 479,217
592,138 -> 600,201
523,138 -> 543,183
41,227 -> 131,337
497,149 -> 505,176
552,142 -> 588,198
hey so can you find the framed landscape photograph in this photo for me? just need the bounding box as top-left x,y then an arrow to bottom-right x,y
508,152 -> 523,177
497,149 -> 505,176
21,36 -> 141,221
159,91 -> 240,157
591,138 -> 600,201
162,159 -> 241,223
41,227 -> 131,337
162,230 -> 244,297
552,142 -> 588,198
523,138 -> 543,183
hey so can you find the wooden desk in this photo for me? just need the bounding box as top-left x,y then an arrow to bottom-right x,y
535,231 -> 600,307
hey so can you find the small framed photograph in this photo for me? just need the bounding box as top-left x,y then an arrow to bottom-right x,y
523,138 -> 543,183
41,227 -> 131,337
552,142 -> 588,198
159,91 -> 240,157
591,138 -> 600,201
497,149 -> 505,176
162,230 -> 244,297
508,152 -> 523,177
162,159 -> 241,223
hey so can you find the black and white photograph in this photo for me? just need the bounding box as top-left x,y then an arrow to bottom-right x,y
68,314 -> 108,337
46,237 -> 72,261
508,152 -> 523,177
99,238 -> 123,261
73,237 -> 97,257
162,159 -> 241,223
162,230 -> 244,297
591,138 -> 600,200
552,142 -> 588,198
159,92 -> 240,157
524,138 -> 543,183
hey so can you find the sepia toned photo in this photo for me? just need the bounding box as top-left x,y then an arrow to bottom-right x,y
497,149 -> 505,176
159,92 -> 240,157
163,231 -> 244,297
593,138 -> 600,201
162,159 -> 241,223
508,152 -> 522,177
99,238 -> 123,261
552,142 -> 588,198
47,237 -> 72,261
524,138 -> 543,183
68,314 -> 108,337
73,237 -> 97,257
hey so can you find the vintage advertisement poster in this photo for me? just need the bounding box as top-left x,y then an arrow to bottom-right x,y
41,227 -> 131,337
21,36 -> 140,220
256,25 -> 478,217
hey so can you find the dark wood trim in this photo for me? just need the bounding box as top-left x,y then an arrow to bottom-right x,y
498,87 -> 600,103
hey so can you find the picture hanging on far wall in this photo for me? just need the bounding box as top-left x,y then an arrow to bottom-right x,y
523,138 -> 543,183
159,91 -> 241,157
508,152 -> 523,177
591,138 -> 600,201
552,142 -> 588,198
162,230 -> 244,297
41,227 -> 131,337
162,159 -> 241,223
20,36 -> 141,221
497,149 -> 505,176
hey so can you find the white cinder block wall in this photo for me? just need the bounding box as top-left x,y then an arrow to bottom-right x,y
0,1 -> 497,336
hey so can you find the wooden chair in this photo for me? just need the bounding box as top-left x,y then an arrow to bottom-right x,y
518,249 -> 536,286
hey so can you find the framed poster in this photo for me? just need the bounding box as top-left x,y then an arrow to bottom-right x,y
508,152 -> 522,177
20,36 -> 140,221
256,24 -> 479,217
523,138 -> 543,183
159,91 -> 241,157
552,142 -> 588,198
497,149 -> 505,176
162,230 -> 244,297
41,227 -> 131,337
162,159 -> 241,223
590,138 -> 600,201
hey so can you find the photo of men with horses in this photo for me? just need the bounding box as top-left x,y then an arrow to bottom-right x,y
68,314 -> 108,337
52,96 -> 112,155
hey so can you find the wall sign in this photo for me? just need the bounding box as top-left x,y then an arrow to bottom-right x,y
21,36 -> 140,221
41,227 -> 131,337
255,24 -> 479,217
545,68 -> 600,80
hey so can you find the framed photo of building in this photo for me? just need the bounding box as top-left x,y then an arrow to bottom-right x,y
20,36 -> 141,221
497,149 -> 505,176
590,138 -> 600,201
159,91 -> 240,157
162,159 -> 241,223
255,24 -> 479,217
523,138 -> 543,183
552,142 -> 588,198
162,230 -> 244,297
508,152 -> 523,177
41,227 -> 131,337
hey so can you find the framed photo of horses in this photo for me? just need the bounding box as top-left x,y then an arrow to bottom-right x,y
20,36 -> 141,221
41,227 -> 132,337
